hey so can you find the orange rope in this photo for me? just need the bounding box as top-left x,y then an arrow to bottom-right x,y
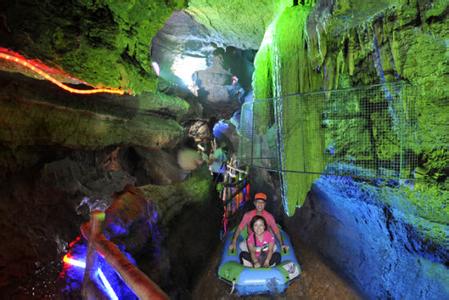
0,50 -> 126,95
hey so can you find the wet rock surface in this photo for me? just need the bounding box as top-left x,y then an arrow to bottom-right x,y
151,10 -> 214,85
0,71 -> 185,154
151,11 -> 254,120
0,0 -> 180,94
0,161 -> 365,300
122,147 -> 188,186
0,171 -> 82,298
0,163 -> 217,298
291,176 -> 449,299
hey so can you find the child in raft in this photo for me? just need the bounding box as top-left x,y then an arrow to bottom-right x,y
239,215 -> 281,268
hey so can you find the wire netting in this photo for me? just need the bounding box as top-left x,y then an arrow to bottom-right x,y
238,82 -> 418,180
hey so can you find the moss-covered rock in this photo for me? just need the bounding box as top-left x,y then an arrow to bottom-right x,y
0,98 -> 183,150
187,0 -> 291,49
138,92 -> 190,118
252,0 -> 449,214
2,0 -> 186,94
0,71 -> 186,153
253,3 -> 325,214
139,166 -> 213,225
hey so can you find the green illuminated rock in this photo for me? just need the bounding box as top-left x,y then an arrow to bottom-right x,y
252,0 -> 449,214
2,0 -> 186,94
187,0 -> 291,49
0,97 -> 183,150
253,2 -> 324,214
0,72 -> 185,151
139,166 -> 212,225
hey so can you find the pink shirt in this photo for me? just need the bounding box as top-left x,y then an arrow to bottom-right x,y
247,231 -> 275,258
238,209 -> 279,236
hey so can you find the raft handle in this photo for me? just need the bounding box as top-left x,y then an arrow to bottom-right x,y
230,280 -> 236,294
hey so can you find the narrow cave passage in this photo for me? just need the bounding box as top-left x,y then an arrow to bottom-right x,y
0,1 -> 448,299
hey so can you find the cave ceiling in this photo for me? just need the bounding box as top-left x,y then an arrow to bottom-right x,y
0,0 -> 278,95
0,0 -> 278,160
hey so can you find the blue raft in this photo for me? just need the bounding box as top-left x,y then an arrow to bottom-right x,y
218,228 -> 301,295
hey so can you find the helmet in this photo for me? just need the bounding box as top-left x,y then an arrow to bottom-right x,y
254,192 -> 267,202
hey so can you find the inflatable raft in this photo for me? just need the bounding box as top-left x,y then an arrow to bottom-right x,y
218,228 -> 301,295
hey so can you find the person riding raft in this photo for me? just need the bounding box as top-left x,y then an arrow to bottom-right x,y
229,192 -> 289,257
239,215 -> 281,268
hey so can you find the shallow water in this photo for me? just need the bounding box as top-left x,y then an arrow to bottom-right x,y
192,238 -> 361,299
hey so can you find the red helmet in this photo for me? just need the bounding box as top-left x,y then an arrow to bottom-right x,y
254,192 -> 267,202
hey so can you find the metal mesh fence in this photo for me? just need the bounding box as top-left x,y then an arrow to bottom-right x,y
238,82 -> 418,180
238,99 -> 280,170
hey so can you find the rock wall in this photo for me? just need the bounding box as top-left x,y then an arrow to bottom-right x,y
252,0 -> 449,214
0,71 -> 189,175
253,4 -> 449,295
0,0 -> 186,94
186,0 -> 291,49
285,176 -> 449,299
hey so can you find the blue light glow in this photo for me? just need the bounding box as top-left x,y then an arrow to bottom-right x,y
61,240 -> 137,299
98,269 -> 119,300
63,256 -> 118,300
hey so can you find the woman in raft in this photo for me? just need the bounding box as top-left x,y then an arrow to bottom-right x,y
239,215 -> 281,268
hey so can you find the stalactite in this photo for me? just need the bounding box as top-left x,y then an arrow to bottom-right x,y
269,4 -> 325,213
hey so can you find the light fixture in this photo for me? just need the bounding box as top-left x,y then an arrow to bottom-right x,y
0,48 -> 126,95
63,254 -> 119,300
